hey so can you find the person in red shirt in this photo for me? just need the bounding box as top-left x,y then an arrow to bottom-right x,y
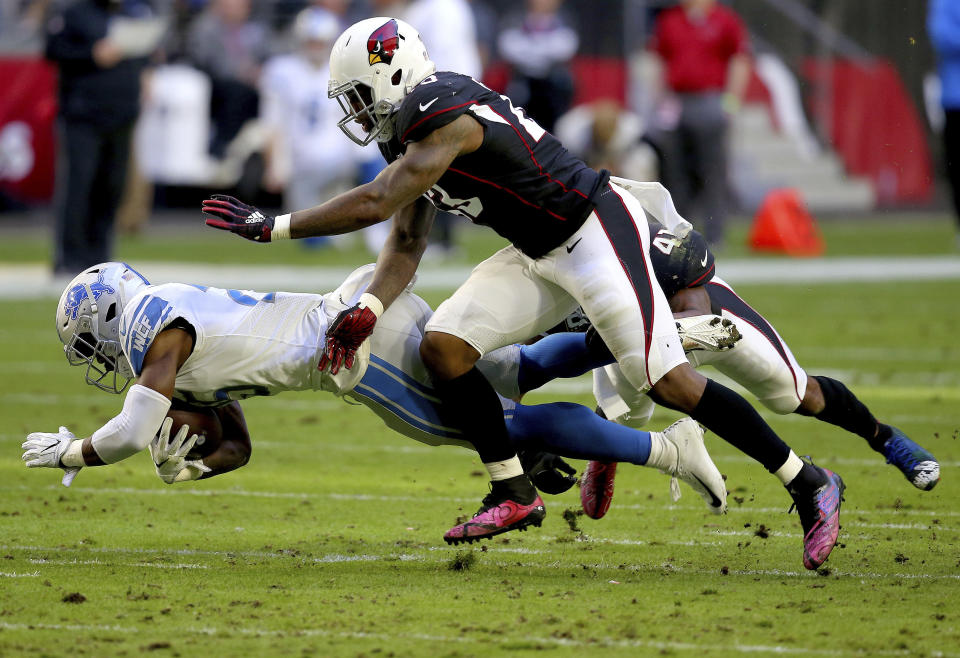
649,0 -> 750,248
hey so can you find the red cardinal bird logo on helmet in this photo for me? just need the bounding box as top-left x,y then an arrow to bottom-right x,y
367,19 -> 402,66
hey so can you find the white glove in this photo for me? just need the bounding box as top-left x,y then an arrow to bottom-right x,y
150,417 -> 211,484
21,426 -> 81,487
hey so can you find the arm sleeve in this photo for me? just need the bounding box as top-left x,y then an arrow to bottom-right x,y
90,384 -> 171,463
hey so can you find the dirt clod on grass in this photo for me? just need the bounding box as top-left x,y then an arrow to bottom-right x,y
562,508 -> 583,533
62,592 -> 86,604
448,550 -> 476,571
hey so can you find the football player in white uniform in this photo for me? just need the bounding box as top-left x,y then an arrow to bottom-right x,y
22,262 -> 728,534
201,17 -> 844,568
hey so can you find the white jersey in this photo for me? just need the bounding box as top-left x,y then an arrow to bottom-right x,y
119,283 -> 330,406
116,265 -> 515,447
260,54 -> 364,176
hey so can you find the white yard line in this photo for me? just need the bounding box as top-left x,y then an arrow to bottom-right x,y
0,608 -> 957,657
0,620 -> 933,656
27,558 -> 208,569
0,571 -> 40,578
3,256 -> 960,299
5,485 -> 958,521
5,540 -> 959,582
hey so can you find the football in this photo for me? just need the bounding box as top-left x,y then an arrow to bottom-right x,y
165,407 -> 223,459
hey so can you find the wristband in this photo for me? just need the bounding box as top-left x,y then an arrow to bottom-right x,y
358,292 -> 384,318
273,213 -> 292,241
60,440 -> 85,468
173,461 -> 210,482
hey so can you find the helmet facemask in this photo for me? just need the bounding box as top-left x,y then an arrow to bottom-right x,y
329,78 -> 396,146
63,311 -> 132,394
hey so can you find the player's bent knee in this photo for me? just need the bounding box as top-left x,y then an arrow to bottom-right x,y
649,364 -> 707,412
761,395 -> 803,416
420,331 -> 481,380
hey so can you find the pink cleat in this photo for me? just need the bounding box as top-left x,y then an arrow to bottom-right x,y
789,466 -> 845,570
580,461 -> 618,519
444,476 -> 545,545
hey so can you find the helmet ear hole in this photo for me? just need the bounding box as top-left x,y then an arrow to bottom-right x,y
391,69 -> 402,86
105,302 -> 117,322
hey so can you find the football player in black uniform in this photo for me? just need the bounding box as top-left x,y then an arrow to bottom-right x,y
202,17 -> 843,568
519,222 -> 940,565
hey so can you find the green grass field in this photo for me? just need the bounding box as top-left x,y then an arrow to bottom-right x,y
1,217 -> 959,656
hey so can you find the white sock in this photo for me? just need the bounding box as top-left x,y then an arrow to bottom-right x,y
485,456 -> 524,481
774,451 -> 804,486
645,431 -> 679,473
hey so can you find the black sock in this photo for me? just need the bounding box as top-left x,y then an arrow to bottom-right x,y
690,380 -> 792,473
787,462 -> 828,493
432,367 -> 516,464
491,474 -> 537,505
875,423 -> 893,446
811,376 -> 883,450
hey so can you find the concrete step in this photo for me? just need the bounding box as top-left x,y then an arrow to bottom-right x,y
729,103 -> 876,213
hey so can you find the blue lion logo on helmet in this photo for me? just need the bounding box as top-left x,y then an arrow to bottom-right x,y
64,274 -> 116,321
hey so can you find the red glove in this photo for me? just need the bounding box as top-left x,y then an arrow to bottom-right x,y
318,295 -> 382,375
202,194 -> 275,242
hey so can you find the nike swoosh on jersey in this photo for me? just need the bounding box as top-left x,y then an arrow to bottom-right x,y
566,238 -> 583,253
700,252 -> 709,267
419,98 -> 439,111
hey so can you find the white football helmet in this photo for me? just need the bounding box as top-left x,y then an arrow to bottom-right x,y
328,17 -> 436,145
56,262 -> 150,394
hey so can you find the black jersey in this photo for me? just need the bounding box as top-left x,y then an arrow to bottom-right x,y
378,72 -> 610,258
647,221 -> 716,298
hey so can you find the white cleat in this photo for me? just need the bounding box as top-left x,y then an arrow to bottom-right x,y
676,315 -> 741,352
660,417 -> 727,514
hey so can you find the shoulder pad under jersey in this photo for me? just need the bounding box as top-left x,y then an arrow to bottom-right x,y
394,71 -> 497,144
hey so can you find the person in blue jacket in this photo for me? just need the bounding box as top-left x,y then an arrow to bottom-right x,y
929,0 -> 960,245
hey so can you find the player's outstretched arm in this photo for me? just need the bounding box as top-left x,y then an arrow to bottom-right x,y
318,197 -> 437,375
204,114 -> 482,244
151,402 -> 250,484
368,196 -> 435,308
22,329 -> 192,486
289,114 -> 481,240
203,402 -> 252,477
320,196 -> 437,375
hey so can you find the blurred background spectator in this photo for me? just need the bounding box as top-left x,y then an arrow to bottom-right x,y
405,0 -> 481,259
647,0 -> 750,249
929,0 -> 960,247
184,0 -> 269,159
259,6 -> 374,250
554,98 -> 658,182
406,0 -> 481,79
1,0 -> 954,262
44,0 -> 160,275
497,0 -> 578,133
